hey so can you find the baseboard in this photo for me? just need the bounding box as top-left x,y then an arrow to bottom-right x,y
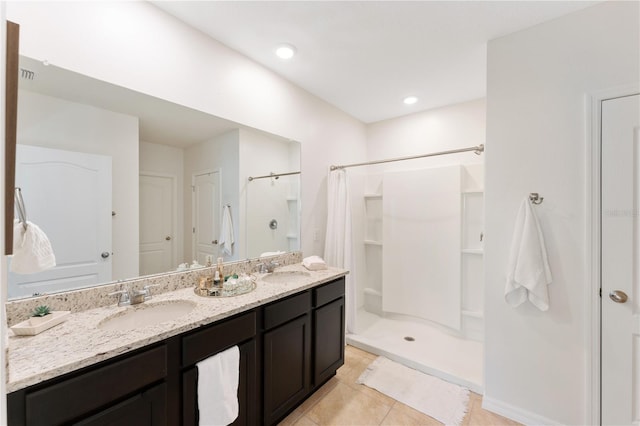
482,395 -> 560,426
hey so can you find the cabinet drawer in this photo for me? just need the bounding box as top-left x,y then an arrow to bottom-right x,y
25,345 -> 167,426
313,278 -> 345,308
182,311 -> 256,367
264,291 -> 311,330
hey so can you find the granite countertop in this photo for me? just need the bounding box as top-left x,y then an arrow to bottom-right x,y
7,264 -> 347,393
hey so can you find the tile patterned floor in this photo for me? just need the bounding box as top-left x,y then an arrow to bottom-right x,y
279,345 -> 520,426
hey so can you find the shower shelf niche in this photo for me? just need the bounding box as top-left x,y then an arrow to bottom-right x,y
364,192 -> 383,246
461,176 -> 484,341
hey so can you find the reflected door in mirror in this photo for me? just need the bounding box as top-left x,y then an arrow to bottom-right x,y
140,174 -> 176,275
9,145 -> 112,298
193,171 -> 220,264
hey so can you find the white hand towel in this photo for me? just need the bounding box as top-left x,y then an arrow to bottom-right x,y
197,345 -> 240,426
303,255 -> 327,271
219,205 -> 234,256
505,198 -> 553,311
11,220 -> 56,274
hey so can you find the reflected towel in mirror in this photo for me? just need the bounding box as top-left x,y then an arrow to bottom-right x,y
260,251 -> 285,257
11,220 -> 56,274
219,205 -> 234,256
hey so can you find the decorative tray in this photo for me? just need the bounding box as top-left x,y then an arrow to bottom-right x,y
10,311 -> 71,336
194,279 -> 257,298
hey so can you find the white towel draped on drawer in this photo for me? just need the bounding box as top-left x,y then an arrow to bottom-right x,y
197,345 -> 240,426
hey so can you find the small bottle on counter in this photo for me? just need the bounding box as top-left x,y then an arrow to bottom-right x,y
213,270 -> 221,287
217,257 -> 224,279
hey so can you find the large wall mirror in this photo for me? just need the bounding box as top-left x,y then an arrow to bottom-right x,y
8,55 -> 301,300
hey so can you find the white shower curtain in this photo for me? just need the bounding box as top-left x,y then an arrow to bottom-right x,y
324,169 -> 357,334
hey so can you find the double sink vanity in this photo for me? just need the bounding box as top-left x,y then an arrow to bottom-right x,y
5,254 -> 347,425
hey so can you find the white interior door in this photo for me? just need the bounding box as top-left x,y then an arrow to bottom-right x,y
192,171 -> 220,265
602,93 -> 640,426
139,173 -> 176,276
9,145 -> 112,298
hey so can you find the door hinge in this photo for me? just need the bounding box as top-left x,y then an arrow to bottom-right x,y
193,227 -> 196,233
599,288 -> 602,297
192,185 -> 195,192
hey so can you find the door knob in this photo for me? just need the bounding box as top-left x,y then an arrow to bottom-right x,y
101,252 -> 110,259
165,236 -> 171,241
212,240 -> 218,244
609,290 -> 628,303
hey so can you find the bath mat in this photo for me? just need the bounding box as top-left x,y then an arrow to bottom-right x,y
356,356 -> 469,425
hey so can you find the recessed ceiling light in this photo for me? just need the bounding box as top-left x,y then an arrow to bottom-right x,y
403,96 -> 418,105
275,44 -> 296,60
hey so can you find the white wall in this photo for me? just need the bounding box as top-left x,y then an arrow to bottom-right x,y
366,98 -> 486,182
17,90 -> 139,280
484,2 -> 639,424
6,1 -> 368,260
139,141 -> 185,266
184,130 -> 240,262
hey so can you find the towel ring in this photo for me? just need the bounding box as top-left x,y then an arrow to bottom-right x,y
529,193 -> 544,205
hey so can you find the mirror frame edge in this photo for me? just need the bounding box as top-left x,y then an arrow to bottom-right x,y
4,20 -> 19,255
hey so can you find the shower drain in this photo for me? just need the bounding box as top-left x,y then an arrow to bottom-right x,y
403,336 -> 415,342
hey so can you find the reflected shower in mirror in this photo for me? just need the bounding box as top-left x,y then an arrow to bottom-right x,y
8,55 -> 301,300
246,170 -> 301,259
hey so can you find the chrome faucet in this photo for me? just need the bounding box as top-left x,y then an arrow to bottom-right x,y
257,261 -> 279,274
108,290 -> 131,307
142,284 -> 160,301
109,284 -> 160,306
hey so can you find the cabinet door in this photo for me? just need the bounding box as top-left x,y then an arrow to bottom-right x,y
263,314 -> 311,425
314,297 -> 345,386
73,383 -> 167,426
182,340 -> 257,426
12,345 -> 167,426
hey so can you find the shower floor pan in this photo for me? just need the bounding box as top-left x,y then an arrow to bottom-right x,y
346,308 -> 483,393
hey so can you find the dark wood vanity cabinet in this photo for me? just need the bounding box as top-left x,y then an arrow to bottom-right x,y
7,343 -> 172,426
263,277 -> 346,425
181,311 -> 258,426
7,277 -> 346,426
263,292 -> 313,425
313,279 -> 346,386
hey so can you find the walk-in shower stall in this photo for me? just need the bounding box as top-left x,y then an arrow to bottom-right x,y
332,146 -> 485,392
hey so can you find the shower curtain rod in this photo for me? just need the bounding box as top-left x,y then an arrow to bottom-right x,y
329,144 -> 484,171
247,171 -> 301,181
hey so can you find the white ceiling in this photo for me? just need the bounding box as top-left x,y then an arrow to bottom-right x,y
152,1 -> 601,123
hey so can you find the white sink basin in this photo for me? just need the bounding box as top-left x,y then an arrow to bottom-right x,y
260,270 -> 311,283
98,300 -> 196,331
